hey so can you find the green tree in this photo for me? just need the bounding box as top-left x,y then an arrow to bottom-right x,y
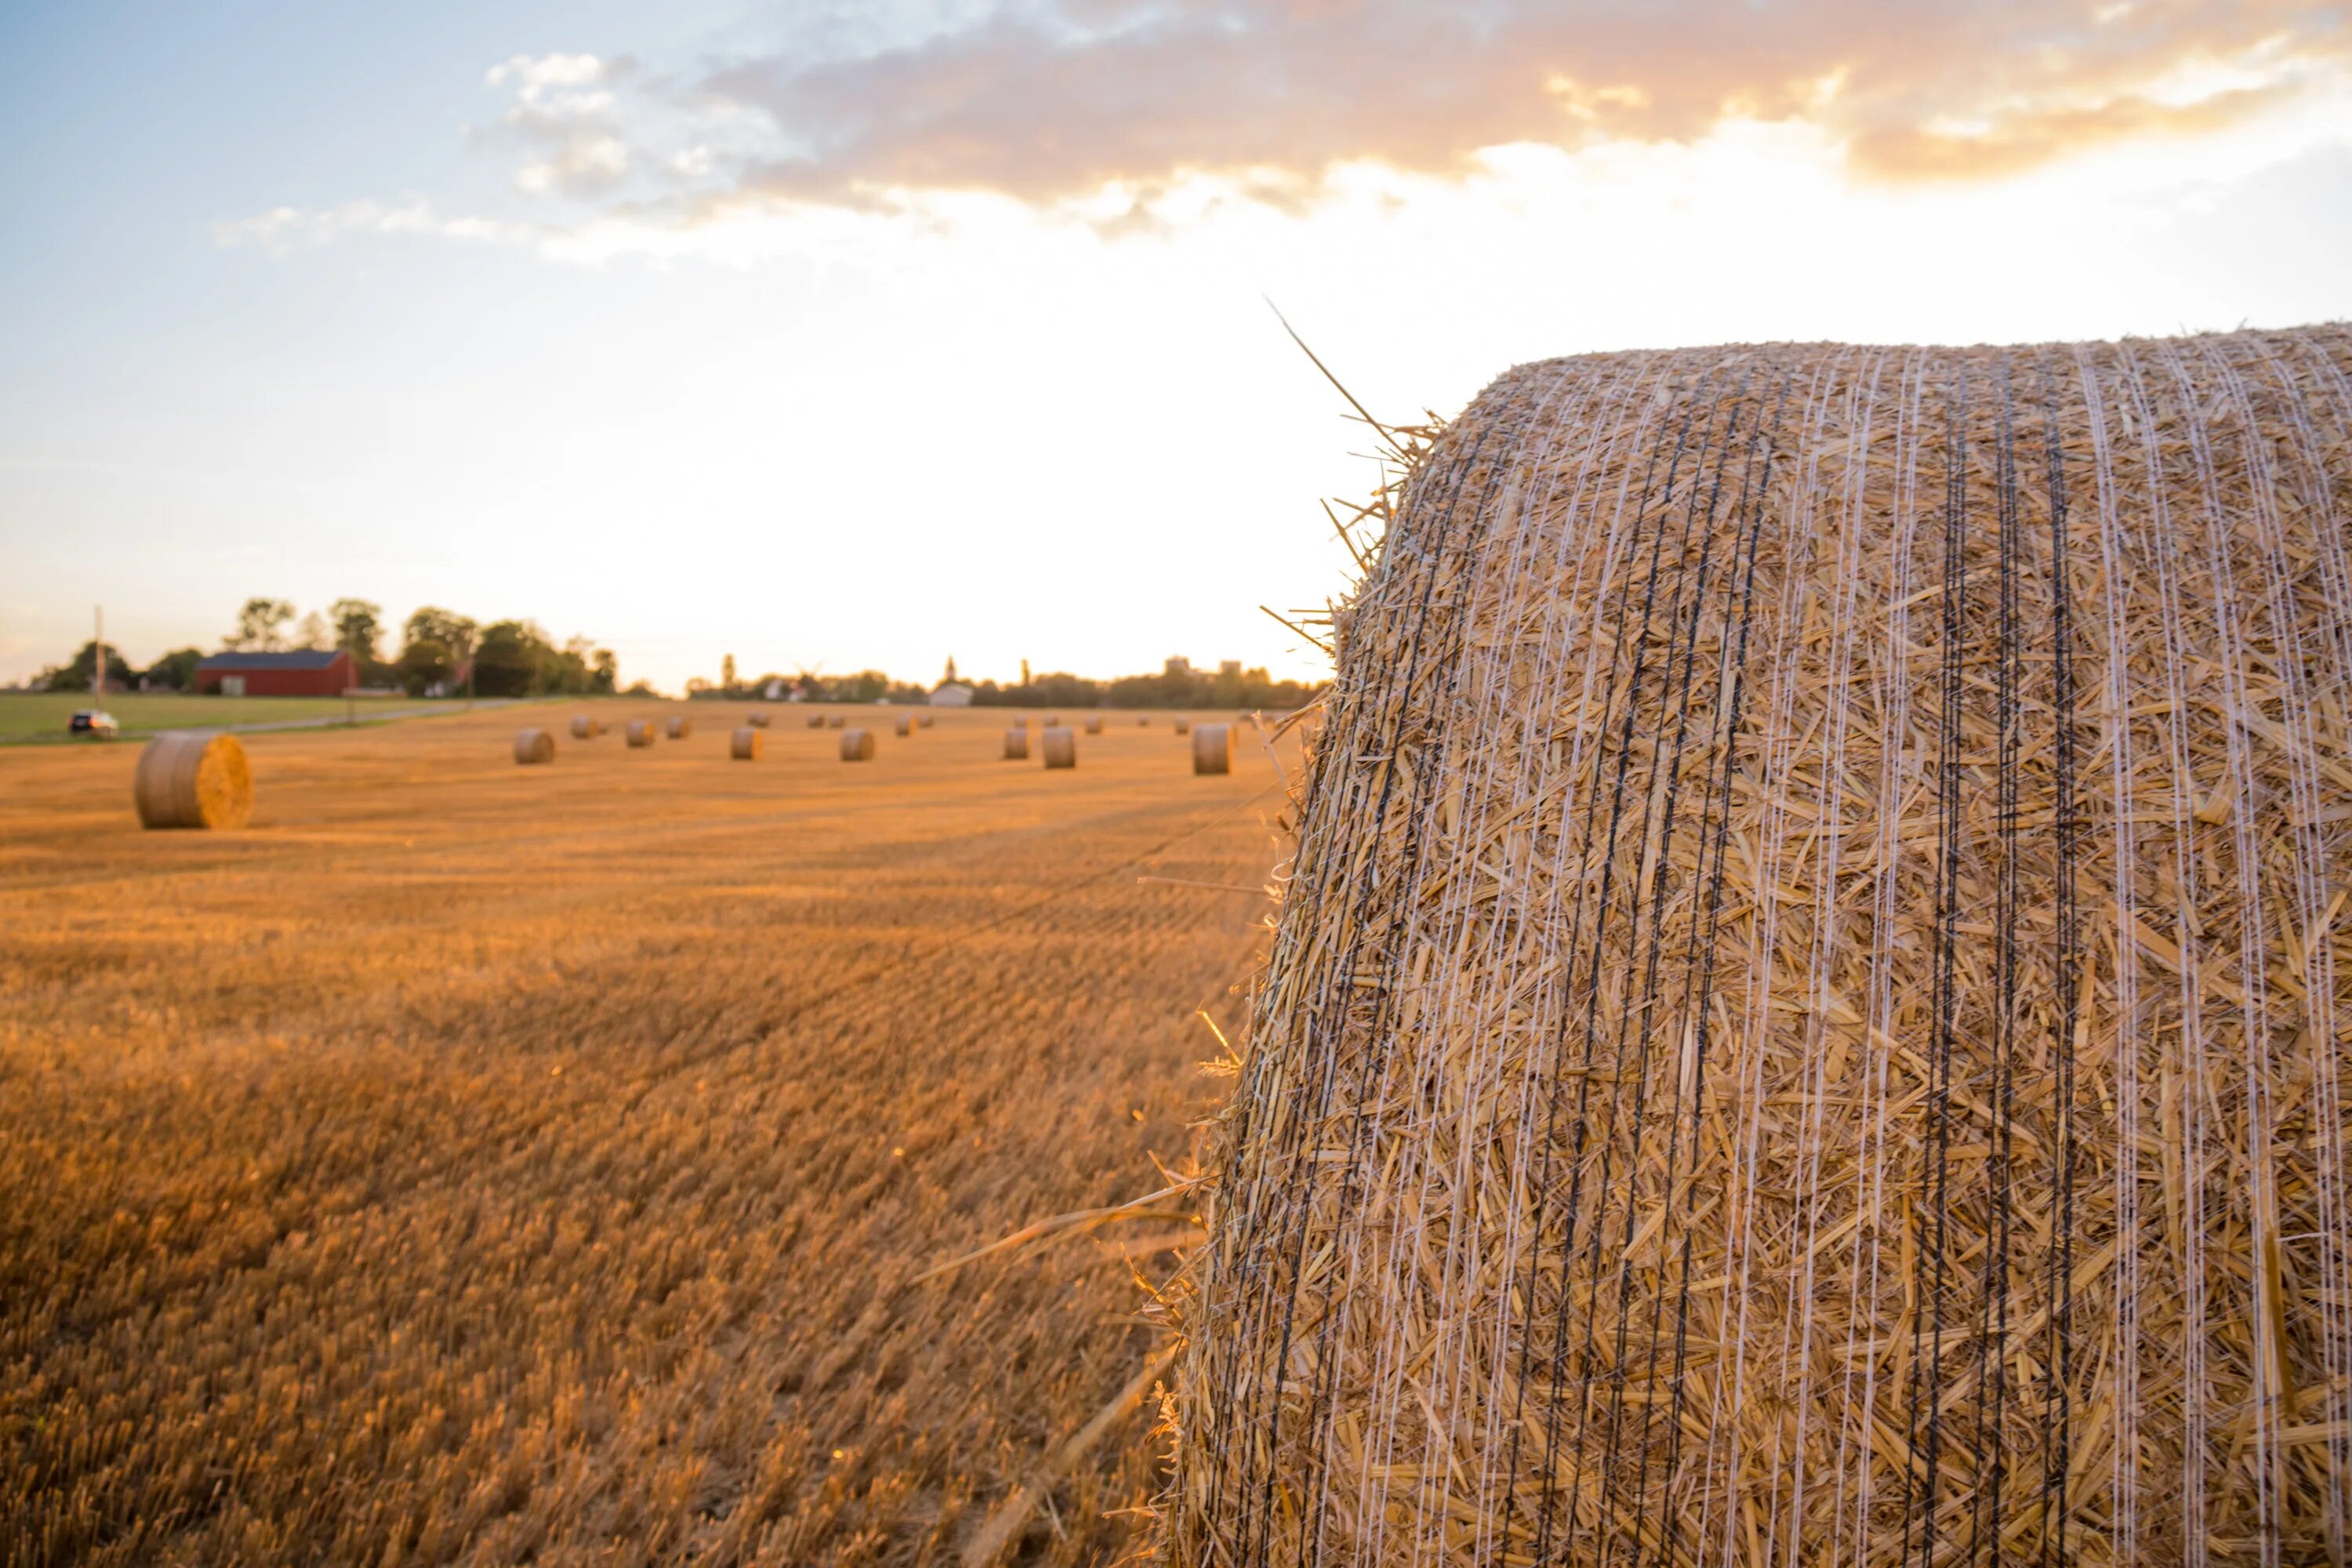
227,597 -> 296,652
329,599 -> 385,666
591,648 -> 617,692
146,648 -> 205,691
38,641 -> 132,692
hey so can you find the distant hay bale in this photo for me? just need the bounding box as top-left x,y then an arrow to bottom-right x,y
625,720 -> 655,748
895,715 -> 913,737
1040,726 -> 1076,769
1171,325 -> 2352,1566
512,728 -> 556,766
1044,716 -> 1060,727
569,715 -> 601,739
746,712 -> 771,728
1138,715 -> 1149,726
1003,727 -> 1029,760
839,728 -> 875,761
133,731 -> 252,830
1083,715 -> 1104,735
1190,722 -> 1232,775
829,716 -> 846,729
1174,717 -> 1192,735
665,716 -> 691,740
918,713 -> 935,728
731,727 -> 762,760
807,713 -> 826,729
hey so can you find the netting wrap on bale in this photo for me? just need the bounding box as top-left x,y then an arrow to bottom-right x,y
1170,327 -> 2352,1566
133,732 -> 252,830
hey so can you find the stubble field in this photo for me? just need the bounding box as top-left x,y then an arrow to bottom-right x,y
0,704 -> 1284,1566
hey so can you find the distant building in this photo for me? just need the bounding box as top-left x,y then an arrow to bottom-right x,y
196,648 -> 358,697
930,682 -> 975,707
1165,656 -> 1192,678
1219,659 -> 1243,678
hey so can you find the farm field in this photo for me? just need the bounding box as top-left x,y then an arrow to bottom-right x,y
0,693 -> 480,743
0,704 -> 1287,1566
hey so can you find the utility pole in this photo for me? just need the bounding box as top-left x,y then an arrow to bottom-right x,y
93,606 -> 105,699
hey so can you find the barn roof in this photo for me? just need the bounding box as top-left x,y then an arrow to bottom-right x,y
197,650 -> 350,670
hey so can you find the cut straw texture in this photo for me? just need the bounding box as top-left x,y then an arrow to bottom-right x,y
840,728 -> 876,762
512,728 -> 556,766
132,732 -> 252,830
1004,727 -> 1031,760
625,720 -> 655,749
1191,723 -> 1233,776
730,727 -> 762,760
1041,727 -> 1076,769
1169,326 -> 2352,1567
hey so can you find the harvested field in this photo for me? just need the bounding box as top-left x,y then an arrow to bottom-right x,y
0,704 -> 1286,1565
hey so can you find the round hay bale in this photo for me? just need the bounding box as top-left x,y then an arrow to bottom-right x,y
1138,715 -> 1150,726
1040,726 -> 1076,769
569,714 -> 601,740
1043,715 -> 1060,727
730,727 -> 762,760
512,728 -> 556,765
894,715 -> 913,737
918,713 -> 936,728
1002,726 -> 1029,760
838,728 -> 875,762
132,731 -> 252,830
1083,714 -> 1104,735
1190,721 -> 1232,775
1172,326 -> 2352,1566
625,719 -> 655,748
1174,717 -> 1192,735
807,713 -> 826,729
746,711 -> 771,728
829,715 -> 846,729
664,716 -> 692,740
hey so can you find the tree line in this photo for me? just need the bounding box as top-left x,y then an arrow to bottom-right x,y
690,663 -> 1318,711
28,598 -> 621,699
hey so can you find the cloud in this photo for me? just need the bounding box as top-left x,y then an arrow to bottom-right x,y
213,200 -> 533,253
683,0 -> 2347,205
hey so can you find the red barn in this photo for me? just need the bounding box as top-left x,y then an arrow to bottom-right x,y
195,649 -> 358,697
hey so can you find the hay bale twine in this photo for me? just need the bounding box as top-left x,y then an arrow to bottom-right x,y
512,728 -> 556,765
132,731 -> 252,830
1040,726 -> 1076,769
625,719 -> 655,748
1174,716 -> 1192,735
894,714 -> 913,737
569,714 -> 601,739
1002,726 -> 1029,760
839,728 -> 875,762
1083,714 -> 1104,735
1171,326 -> 2352,1566
665,715 -> 692,740
1190,722 -> 1232,775
730,727 -> 762,760
746,711 -> 771,728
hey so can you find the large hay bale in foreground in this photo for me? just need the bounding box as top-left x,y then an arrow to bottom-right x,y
569,715 -> 601,739
1190,722 -> 1232,775
1003,727 -> 1029,760
1172,327 -> 2352,1566
133,732 -> 252,829
730,727 -> 762,760
839,728 -> 875,762
1040,726 -> 1076,769
512,728 -> 556,765
625,720 -> 655,748
665,716 -> 691,740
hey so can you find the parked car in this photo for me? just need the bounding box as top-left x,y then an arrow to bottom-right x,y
68,709 -> 118,738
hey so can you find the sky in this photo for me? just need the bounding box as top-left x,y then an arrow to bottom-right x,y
2,0 -> 2348,695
